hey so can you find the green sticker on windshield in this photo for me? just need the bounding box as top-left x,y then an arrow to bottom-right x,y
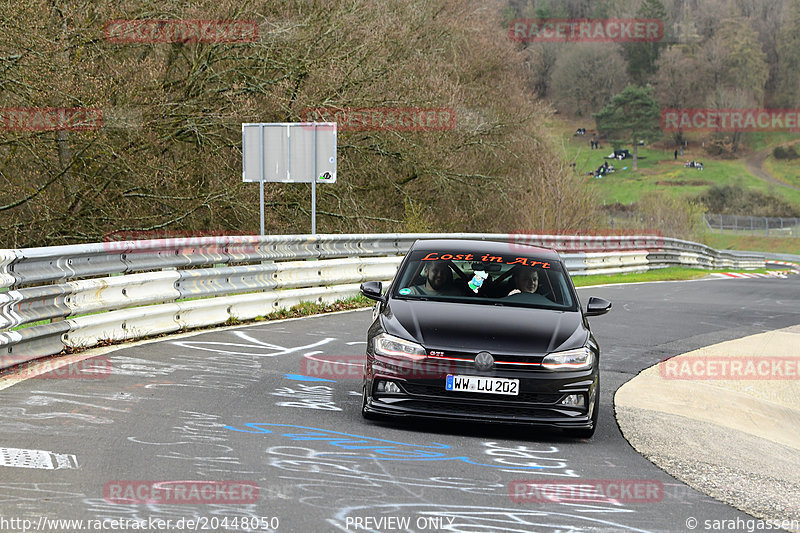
399,288 -> 412,295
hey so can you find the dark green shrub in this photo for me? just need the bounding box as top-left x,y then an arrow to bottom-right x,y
697,185 -> 800,217
773,146 -> 799,160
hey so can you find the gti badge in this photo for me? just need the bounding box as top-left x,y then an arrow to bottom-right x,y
474,351 -> 494,371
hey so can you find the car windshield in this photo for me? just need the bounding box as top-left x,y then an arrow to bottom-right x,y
392,249 -> 577,311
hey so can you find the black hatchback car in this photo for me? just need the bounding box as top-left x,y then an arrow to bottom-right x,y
359,239 -> 611,438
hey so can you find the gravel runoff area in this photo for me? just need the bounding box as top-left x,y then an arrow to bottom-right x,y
615,325 -> 800,531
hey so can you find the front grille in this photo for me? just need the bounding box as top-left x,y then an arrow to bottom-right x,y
398,399 -> 566,418
427,352 -> 544,371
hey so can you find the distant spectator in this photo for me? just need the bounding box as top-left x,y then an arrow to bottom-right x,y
674,149 -> 678,160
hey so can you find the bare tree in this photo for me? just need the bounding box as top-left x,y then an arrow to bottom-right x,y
0,0 -> 599,246
550,43 -> 630,117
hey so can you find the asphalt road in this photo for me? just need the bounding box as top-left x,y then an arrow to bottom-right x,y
0,277 -> 798,533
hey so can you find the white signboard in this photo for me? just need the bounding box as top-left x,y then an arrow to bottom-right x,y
242,122 -> 337,183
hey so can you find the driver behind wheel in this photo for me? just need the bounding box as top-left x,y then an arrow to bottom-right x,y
508,266 -> 539,296
409,260 -> 467,296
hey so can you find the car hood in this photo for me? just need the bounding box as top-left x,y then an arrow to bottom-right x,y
382,299 -> 587,355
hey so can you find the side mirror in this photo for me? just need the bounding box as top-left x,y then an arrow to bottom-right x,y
360,281 -> 385,303
585,296 -> 612,316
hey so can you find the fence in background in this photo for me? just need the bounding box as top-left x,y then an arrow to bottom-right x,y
704,214 -> 800,237
0,233 -> 768,372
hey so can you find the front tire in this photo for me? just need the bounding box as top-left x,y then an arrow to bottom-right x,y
361,382 -> 377,420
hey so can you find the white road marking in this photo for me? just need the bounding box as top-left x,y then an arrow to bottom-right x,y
0,447 -> 78,470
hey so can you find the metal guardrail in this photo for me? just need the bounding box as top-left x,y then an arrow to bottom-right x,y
0,233 -> 767,371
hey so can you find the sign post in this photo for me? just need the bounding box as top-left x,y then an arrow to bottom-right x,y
242,122 -> 337,235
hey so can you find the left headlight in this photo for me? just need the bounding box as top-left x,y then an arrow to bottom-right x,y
541,346 -> 594,370
373,333 -> 427,361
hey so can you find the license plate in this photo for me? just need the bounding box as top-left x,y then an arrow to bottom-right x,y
445,375 -> 519,396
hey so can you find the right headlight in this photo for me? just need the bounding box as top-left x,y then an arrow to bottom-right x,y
373,333 -> 427,361
541,346 -> 593,370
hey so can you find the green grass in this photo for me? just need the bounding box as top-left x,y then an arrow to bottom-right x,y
572,266 -> 771,287
700,233 -> 800,255
9,319 -> 51,330
562,131 -> 800,209
763,156 -> 800,189
556,117 -> 800,209
742,132 -> 800,152
5,293 -> 374,334
263,294 -> 372,320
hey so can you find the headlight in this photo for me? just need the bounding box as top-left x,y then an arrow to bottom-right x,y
373,333 -> 427,360
541,347 -> 593,370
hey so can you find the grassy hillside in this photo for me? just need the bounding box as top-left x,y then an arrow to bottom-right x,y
556,119 -> 800,253
764,155 -> 800,189
564,132 -> 800,209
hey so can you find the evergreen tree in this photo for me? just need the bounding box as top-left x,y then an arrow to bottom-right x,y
622,0 -> 668,84
593,85 -> 662,171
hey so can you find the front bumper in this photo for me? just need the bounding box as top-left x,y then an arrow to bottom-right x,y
363,354 -> 598,429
